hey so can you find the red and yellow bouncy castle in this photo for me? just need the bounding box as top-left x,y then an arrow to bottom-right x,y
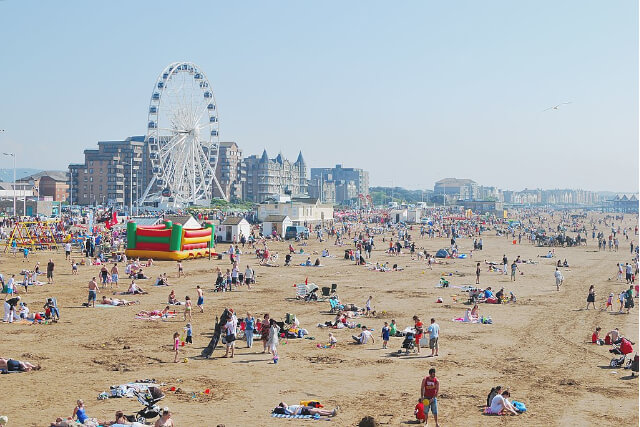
125,220 -> 215,260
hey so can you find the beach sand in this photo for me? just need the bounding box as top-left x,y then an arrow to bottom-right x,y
0,213 -> 637,426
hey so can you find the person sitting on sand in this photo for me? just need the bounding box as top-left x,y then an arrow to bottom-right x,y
486,386 -> 503,407
592,327 -> 604,345
127,281 -> 147,295
470,304 -> 480,320
352,326 -> 375,345
154,407 -> 174,427
106,410 -> 129,426
0,358 -> 40,372
101,296 -> 138,306
488,390 -> 518,415
275,402 -> 339,417
168,290 -> 178,304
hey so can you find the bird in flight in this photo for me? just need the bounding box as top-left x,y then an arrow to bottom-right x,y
543,102 -> 572,112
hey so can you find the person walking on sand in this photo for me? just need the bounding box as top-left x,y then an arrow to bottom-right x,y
177,261 -> 184,278
420,368 -> 440,427
586,285 -> 596,310
267,318 -> 280,363
261,313 -> 271,353
173,332 -> 180,363
184,296 -> 192,321
502,254 -> 508,276
427,318 -> 440,357
244,312 -> 255,348
110,263 -> 119,289
46,259 -> 55,284
88,277 -> 98,307
381,321 -> 390,349
476,262 -> 481,284
223,310 -> 238,358
196,286 -> 204,312
510,261 -> 518,281
413,316 -> 424,354
554,268 -> 563,291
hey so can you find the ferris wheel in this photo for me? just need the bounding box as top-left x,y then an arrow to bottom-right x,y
140,61 -> 225,206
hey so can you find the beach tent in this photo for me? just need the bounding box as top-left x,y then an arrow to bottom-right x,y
435,249 -> 449,258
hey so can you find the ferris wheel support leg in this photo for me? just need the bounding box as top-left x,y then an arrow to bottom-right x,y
213,176 -> 228,202
139,175 -> 157,206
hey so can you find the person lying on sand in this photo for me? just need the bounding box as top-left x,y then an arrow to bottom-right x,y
101,296 -> 138,306
0,358 -> 40,372
274,402 -> 339,417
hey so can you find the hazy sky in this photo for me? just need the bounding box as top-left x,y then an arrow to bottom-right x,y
0,1 -> 637,192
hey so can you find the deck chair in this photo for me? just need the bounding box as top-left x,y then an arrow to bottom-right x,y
296,284 -> 308,299
329,297 -> 342,313
321,287 -> 331,297
331,283 -> 338,293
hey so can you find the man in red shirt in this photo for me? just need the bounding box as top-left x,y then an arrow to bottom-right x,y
420,368 -> 440,426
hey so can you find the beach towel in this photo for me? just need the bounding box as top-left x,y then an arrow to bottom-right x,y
95,304 -> 119,308
452,317 -> 479,324
271,413 -> 319,420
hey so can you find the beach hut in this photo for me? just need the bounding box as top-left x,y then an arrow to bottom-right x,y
216,217 -> 251,243
262,215 -> 292,239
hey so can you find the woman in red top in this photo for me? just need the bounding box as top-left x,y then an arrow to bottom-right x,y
413,315 -> 424,354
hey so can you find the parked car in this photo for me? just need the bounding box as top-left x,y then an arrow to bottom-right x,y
285,225 -> 309,240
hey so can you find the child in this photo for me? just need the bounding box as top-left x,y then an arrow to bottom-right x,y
592,327 -> 604,345
414,398 -> 426,424
177,261 -> 184,278
185,323 -> 193,344
365,296 -> 372,316
72,261 -> 78,275
390,319 -> 397,337
196,285 -> 204,313
173,332 -> 180,363
184,296 -> 192,321
381,321 -> 390,349
606,293 -> 614,311
328,333 -> 337,348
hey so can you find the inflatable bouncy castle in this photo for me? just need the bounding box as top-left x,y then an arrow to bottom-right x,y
125,220 -> 215,260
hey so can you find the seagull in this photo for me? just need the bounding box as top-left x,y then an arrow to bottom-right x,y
543,102 -> 572,112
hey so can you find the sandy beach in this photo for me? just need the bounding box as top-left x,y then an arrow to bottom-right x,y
0,212 -> 638,426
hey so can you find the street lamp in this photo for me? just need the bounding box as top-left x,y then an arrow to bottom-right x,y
2,152 -> 16,215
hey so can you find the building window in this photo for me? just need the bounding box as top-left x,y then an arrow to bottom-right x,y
89,168 -> 93,174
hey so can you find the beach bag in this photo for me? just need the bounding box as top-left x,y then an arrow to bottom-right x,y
226,333 -> 236,343
512,401 -> 526,412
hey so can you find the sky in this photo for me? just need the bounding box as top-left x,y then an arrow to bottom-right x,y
0,0 -> 637,192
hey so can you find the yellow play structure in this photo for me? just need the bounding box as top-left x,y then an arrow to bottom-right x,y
3,219 -> 62,252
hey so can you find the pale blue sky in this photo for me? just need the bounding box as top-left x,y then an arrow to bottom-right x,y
0,0 -> 637,192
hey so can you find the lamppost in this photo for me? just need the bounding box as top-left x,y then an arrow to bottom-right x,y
2,152 -> 16,215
